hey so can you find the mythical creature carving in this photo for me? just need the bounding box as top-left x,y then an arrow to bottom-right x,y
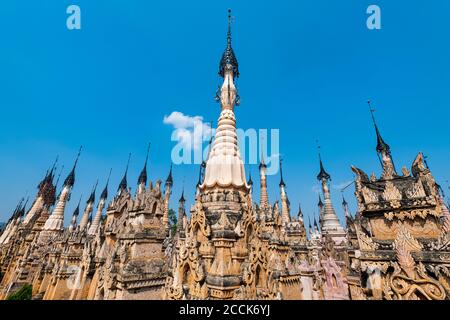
357,230 -> 379,251
383,227 -> 446,300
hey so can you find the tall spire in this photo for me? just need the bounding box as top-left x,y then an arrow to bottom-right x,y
342,195 -> 351,218
219,9 -> 239,78
163,165 -> 173,233
18,197 -> 30,219
38,156 -> 58,190
69,195 -> 82,232
259,150 -> 270,213
0,198 -> 27,245
177,187 -> 187,237
316,141 -> 330,182
101,169 -> 112,200
247,170 -> 253,187
10,198 -> 24,222
88,171 -> 110,236
23,161 -> 58,225
315,147 -> 346,244
138,143 -> 150,186
55,165 -> 64,189
79,181 -> 97,231
368,100 -> 391,155
318,194 -> 323,209
279,157 -> 286,187
118,153 -> 131,192
64,146 -> 82,188
200,9 -> 247,190
87,180 -> 98,204
165,163 -> 173,186
314,216 -> 319,230
42,148 -> 81,233
298,203 -> 303,219
16,197 -> 28,221
73,195 -> 82,217
279,157 -> 290,225
368,100 -> 396,179
179,188 -> 185,203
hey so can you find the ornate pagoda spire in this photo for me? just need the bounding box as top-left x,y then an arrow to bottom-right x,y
118,153 -> 131,194
43,147 -> 82,232
259,151 -> 270,217
200,9 -> 247,191
368,100 -> 396,179
314,216 -> 319,231
163,164 -> 173,233
297,203 -> 304,222
318,194 -> 324,223
12,198 -> 25,221
179,189 -> 185,203
165,163 -> 173,187
342,195 -> 354,232
247,170 -> 253,187
279,158 -> 290,225
316,147 -> 345,243
69,195 -> 82,232
342,195 -> 351,218
138,143 -> 150,194
177,188 -> 186,236
88,170 -> 110,236
0,198 -> 27,245
63,146 -> 82,189
309,214 -> 322,243
79,180 -> 97,231
219,9 -> 239,78
23,158 -> 58,225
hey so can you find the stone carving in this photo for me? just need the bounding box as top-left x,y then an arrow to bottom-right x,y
362,187 -> 378,204
383,181 -> 402,202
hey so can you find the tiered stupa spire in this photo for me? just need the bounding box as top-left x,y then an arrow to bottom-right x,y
22,158 -> 58,225
69,196 -> 82,232
79,180 -> 97,231
43,147 -> 82,232
88,169 -> 110,236
138,143 -> 150,194
259,152 -> 270,217
316,147 -> 346,244
279,158 -> 291,225
200,9 -> 247,190
163,164 -> 173,232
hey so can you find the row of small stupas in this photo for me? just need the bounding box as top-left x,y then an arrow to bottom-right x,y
1,10 -> 450,300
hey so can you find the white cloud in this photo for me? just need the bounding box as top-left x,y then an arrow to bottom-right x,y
163,111 -> 213,151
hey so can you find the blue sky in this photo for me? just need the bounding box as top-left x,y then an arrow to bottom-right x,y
0,0 -> 449,225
